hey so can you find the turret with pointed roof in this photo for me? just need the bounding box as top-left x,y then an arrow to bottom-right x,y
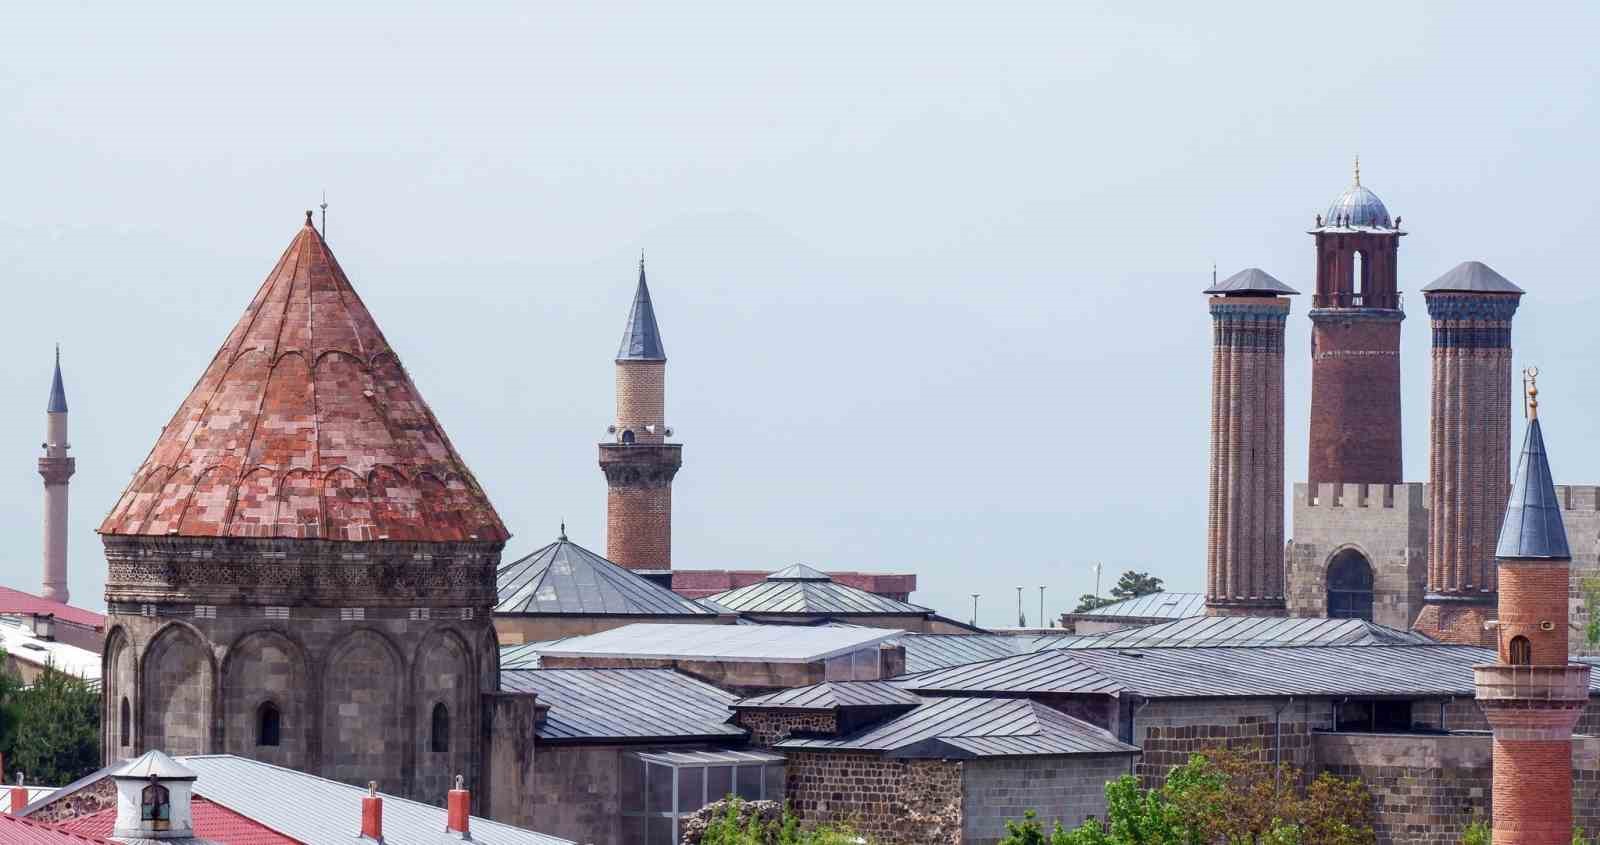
600,255 -> 682,579
39,346 -> 74,603
98,213 -> 504,805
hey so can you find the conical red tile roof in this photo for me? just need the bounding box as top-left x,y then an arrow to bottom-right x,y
101,214 -> 509,543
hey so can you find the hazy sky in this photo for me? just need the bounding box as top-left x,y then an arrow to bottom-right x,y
3,3 -> 1598,624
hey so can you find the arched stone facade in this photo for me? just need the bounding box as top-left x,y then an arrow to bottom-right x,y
322,628 -> 407,789
222,630 -> 312,770
101,627 -> 137,763
412,627 -> 476,800
140,623 -> 215,757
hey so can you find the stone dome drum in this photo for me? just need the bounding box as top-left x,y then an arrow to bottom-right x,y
100,215 -> 509,544
1324,184 -> 1393,229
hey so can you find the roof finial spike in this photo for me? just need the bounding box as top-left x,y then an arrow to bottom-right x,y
320,190 -> 328,239
1354,154 -> 1361,186
304,209 -> 314,227
559,519 -> 567,541
1212,261 -> 1217,285
1524,366 -> 1540,420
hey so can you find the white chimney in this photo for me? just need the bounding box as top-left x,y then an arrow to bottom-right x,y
109,750 -> 197,840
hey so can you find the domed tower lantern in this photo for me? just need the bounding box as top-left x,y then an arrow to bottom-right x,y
1306,158 -> 1407,486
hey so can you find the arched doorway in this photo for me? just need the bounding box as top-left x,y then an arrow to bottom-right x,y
1327,549 -> 1375,621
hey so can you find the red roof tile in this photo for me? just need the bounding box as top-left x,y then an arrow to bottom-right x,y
60,797 -> 303,844
0,813 -> 110,844
0,586 -> 105,629
99,216 -> 508,544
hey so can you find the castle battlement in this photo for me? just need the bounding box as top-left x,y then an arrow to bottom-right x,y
1554,486 -> 1600,511
1294,481 -> 1427,510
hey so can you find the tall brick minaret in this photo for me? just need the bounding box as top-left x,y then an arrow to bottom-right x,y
1474,372 -> 1589,845
1413,262 -> 1523,644
1204,268 -> 1297,616
38,346 -> 74,603
1307,161 -> 1405,486
599,256 -> 681,582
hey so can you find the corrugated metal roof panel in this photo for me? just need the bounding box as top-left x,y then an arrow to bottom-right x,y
497,538 -> 712,616
707,578 -> 929,616
737,681 -> 922,711
895,634 -> 1027,672
1073,592 -> 1205,620
177,755 -> 572,844
536,622 -> 899,663
1051,616 -> 1434,650
500,668 -> 743,741
633,750 -> 785,767
777,697 -> 1136,758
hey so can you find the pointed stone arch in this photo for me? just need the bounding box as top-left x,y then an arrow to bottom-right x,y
221,628 -> 312,770
411,626 -> 475,801
141,622 -> 216,756
322,628 -> 406,789
102,626 -> 137,761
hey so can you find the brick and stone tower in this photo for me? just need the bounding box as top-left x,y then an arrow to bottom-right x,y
98,212 -> 509,802
1473,374 -> 1589,844
599,257 -> 680,582
1413,261 -> 1523,644
1204,268 -> 1297,616
1307,162 -> 1406,486
39,346 -> 75,603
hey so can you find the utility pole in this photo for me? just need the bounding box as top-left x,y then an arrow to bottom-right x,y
1039,586 -> 1046,629
971,593 -> 980,627
1094,561 -> 1104,599
1016,585 -> 1025,628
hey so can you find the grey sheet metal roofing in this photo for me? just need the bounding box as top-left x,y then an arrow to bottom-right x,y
896,643 -> 1593,700
1321,183 -> 1394,230
1421,260 -> 1525,294
736,680 -> 923,711
1072,591 -> 1206,620
496,536 -> 712,616
176,754 -> 574,844
499,636 -> 585,670
706,569 -> 931,616
633,749 -> 786,767
776,696 -> 1138,759
616,260 -> 666,360
500,668 -> 744,742
534,621 -> 900,663
1050,615 -> 1434,650
1497,417 -> 1571,559
894,633 -> 1034,673
1203,268 -> 1299,296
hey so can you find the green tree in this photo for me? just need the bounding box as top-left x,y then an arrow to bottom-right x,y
1074,594 -> 1119,613
7,661 -> 100,786
1110,572 -> 1164,600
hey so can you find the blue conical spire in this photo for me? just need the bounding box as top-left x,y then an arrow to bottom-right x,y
616,255 -> 666,361
1496,415 -> 1569,559
47,345 -> 67,414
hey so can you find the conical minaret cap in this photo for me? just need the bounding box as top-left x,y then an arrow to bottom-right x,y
616,259 -> 666,361
1496,416 -> 1570,559
47,347 -> 67,413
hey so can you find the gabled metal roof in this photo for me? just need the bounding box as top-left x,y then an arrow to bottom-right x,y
47,347 -> 67,413
893,633 -> 1033,673
110,749 -> 197,781
496,537 -> 712,616
499,637 -> 585,670
500,668 -> 744,742
1422,260 -> 1524,294
616,260 -> 666,361
706,575 -> 930,617
768,563 -> 831,581
1203,268 -> 1299,296
736,681 -> 923,711
1070,592 -> 1205,620
1050,615 -> 1434,650
177,754 -> 573,844
535,622 -> 900,663
776,696 -> 1137,759
1497,417 -> 1571,559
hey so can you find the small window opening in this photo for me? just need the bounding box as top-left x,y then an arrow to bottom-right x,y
621,429 -> 636,445
1510,636 -> 1532,666
141,783 -> 171,830
1326,550 -> 1375,622
257,701 -> 281,747
120,697 -> 131,747
431,702 -> 450,753
1351,250 -> 1365,301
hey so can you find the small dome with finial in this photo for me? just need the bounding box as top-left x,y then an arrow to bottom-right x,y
1321,156 -> 1394,230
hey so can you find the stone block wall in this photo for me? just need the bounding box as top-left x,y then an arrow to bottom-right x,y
1132,698 -> 1329,788
1288,482 -> 1427,630
784,752 -> 962,845
25,776 -> 114,824
737,710 -> 838,747
961,755 -> 1133,845
526,744 -> 626,845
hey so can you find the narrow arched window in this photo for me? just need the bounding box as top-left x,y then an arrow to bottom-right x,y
1326,550 -> 1375,621
141,783 -> 171,830
1351,250 -> 1365,302
431,702 -> 450,753
120,697 -> 131,747
257,702 -> 281,747
1510,636 -> 1532,666
621,429 -> 636,445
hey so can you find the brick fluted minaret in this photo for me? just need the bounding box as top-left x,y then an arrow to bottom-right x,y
1413,262 -> 1523,644
1473,373 -> 1589,845
38,346 -> 74,604
1307,162 -> 1406,486
1204,268 -> 1297,616
599,256 -> 681,582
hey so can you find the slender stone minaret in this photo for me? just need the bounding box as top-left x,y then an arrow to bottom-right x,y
1204,268 -> 1297,616
1474,371 -> 1589,845
599,256 -> 681,582
38,346 -> 74,604
1307,161 -> 1406,486
1413,262 -> 1523,644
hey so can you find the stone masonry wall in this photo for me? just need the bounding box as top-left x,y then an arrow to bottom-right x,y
962,755 -> 1134,845
1288,482 -> 1428,630
25,776 -> 114,824
1133,698 -> 1329,788
785,752 -> 962,845
527,744 -> 626,845
737,710 -> 838,748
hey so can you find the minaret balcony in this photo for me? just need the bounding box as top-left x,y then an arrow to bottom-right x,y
1311,291 -> 1404,310
1474,664 -> 1592,704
